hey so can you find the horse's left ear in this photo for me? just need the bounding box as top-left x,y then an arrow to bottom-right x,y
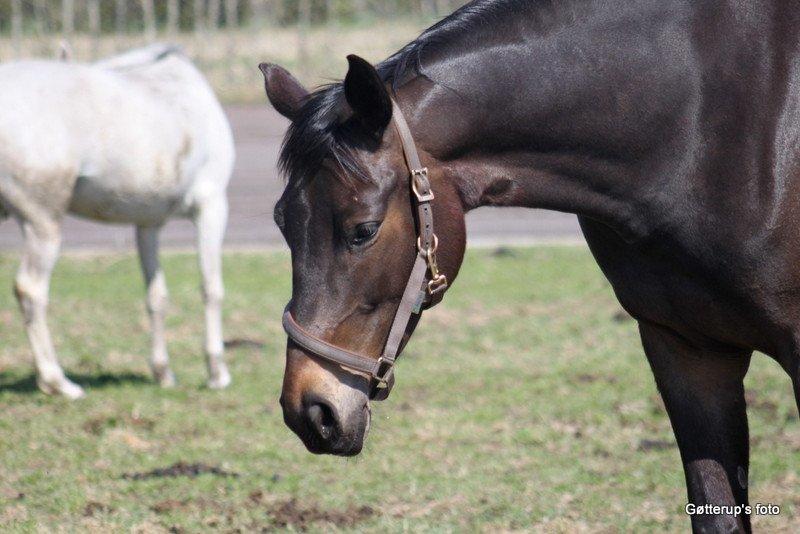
259,63 -> 309,121
344,55 -> 392,135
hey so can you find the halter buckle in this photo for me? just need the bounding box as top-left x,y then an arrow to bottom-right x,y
411,168 -> 434,202
374,357 -> 394,389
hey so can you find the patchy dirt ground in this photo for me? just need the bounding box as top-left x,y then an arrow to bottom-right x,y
0,248 -> 798,532
122,462 -> 239,481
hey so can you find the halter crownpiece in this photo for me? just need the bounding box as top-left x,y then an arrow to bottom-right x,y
282,97 -> 448,400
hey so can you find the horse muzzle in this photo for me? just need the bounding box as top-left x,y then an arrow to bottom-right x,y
280,391 -> 370,456
280,345 -> 372,456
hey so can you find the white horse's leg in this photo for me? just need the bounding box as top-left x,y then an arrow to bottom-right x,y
15,221 -> 84,399
195,195 -> 230,389
135,226 -> 175,387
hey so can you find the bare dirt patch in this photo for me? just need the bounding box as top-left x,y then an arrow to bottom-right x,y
83,413 -> 156,435
83,501 -> 113,517
122,462 -> 239,481
150,499 -> 190,515
265,498 -> 376,530
148,492 -> 376,531
745,390 -> 780,416
572,373 -> 618,385
637,438 -> 675,452
224,338 -> 266,350
612,309 -> 634,322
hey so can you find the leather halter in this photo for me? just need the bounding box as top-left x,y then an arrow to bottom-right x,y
282,98 -> 448,400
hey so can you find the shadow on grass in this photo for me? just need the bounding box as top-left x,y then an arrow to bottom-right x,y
224,337 -> 265,350
0,371 -> 151,393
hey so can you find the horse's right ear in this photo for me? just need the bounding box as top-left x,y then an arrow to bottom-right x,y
259,63 -> 309,121
343,55 -> 392,136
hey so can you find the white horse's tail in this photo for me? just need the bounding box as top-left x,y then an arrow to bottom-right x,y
94,43 -> 183,71
58,40 -> 73,62
0,170 -> 10,220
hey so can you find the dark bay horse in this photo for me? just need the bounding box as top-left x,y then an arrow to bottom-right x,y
260,1 -> 800,531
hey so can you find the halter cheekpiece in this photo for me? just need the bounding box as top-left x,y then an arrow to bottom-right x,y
282,98 -> 448,400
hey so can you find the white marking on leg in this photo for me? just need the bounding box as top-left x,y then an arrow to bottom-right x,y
16,221 -> 84,399
136,226 -> 175,387
196,195 -> 230,389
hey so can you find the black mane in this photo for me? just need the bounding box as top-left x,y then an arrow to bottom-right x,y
377,0 -> 535,88
278,0 -> 535,185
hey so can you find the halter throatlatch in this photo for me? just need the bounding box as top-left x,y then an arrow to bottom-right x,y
282,98 -> 448,400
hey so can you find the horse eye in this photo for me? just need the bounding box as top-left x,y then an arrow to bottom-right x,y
350,222 -> 380,247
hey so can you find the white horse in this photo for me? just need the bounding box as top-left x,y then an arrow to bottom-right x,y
0,44 -> 235,398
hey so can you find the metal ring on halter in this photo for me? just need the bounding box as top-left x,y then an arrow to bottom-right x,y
416,234 -> 439,256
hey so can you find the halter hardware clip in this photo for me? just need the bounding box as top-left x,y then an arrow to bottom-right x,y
417,235 -> 448,295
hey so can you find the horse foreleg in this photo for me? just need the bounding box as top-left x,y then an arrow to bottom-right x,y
639,322 -> 752,534
195,195 -> 229,389
15,220 -> 84,399
790,361 -> 800,419
136,225 -> 175,387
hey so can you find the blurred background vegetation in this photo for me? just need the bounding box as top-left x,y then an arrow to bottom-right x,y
0,0 -> 464,31
0,0 -> 468,101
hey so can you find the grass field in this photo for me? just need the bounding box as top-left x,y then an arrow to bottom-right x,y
0,247 -> 798,532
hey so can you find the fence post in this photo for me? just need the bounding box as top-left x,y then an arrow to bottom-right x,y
115,0 -> 127,34
251,0 -> 269,28
326,0 -> 336,24
141,0 -> 156,41
298,0 -> 311,76
194,0 -> 206,34
88,0 -> 100,57
225,0 -> 239,28
168,0 -> 180,34
34,0 -> 48,36
208,0 -> 222,31
11,0 -> 22,57
353,0 -> 367,21
62,0 -> 74,37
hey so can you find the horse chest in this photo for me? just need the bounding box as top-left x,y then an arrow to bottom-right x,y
578,217 -> 786,353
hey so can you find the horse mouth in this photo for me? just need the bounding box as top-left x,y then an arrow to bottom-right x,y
285,403 -> 370,457
302,429 -> 365,457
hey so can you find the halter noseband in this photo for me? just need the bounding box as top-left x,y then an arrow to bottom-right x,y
282,98 -> 448,400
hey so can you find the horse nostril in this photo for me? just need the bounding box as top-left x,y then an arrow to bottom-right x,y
306,401 -> 337,441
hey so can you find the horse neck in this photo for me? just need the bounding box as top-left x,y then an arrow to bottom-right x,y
395,0 -> 693,242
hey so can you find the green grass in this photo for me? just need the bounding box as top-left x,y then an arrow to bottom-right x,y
0,247 -> 798,532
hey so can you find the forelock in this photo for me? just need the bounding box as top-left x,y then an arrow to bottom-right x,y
278,84 -> 369,189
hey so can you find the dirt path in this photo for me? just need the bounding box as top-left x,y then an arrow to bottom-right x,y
0,105 -> 582,251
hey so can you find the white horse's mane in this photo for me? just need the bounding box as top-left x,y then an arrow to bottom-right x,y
93,43 -> 184,71
92,44 -> 207,103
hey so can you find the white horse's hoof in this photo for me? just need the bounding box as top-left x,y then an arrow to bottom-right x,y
207,369 -> 231,390
153,367 -> 176,388
37,377 -> 86,399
